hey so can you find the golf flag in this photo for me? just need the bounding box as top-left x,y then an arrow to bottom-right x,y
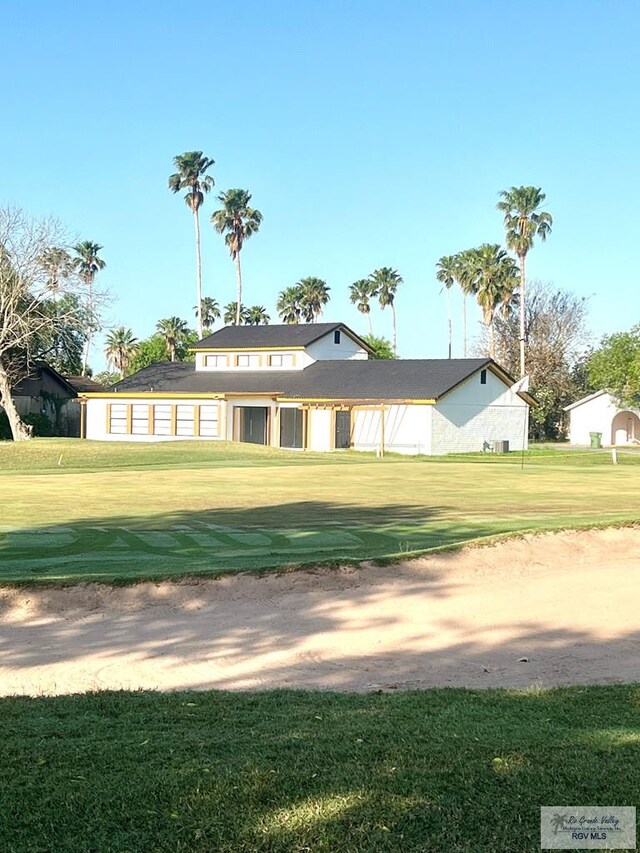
511,375 -> 530,394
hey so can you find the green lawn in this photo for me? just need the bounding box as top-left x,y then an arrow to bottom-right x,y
1,686 -> 639,852
1,438 -> 639,583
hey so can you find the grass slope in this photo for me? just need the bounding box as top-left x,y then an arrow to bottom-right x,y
1,686 -> 639,852
1,439 -> 639,583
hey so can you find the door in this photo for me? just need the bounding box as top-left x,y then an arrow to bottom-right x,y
334,409 -> 351,449
280,408 -> 304,448
238,407 -> 268,445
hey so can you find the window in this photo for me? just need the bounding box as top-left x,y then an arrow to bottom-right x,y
199,403 -> 219,437
176,404 -> 194,436
237,354 -> 259,367
334,330 -> 341,344
204,354 -> 226,368
153,404 -> 172,436
269,353 -> 294,367
280,408 -> 304,448
480,369 -> 487,385
109,403 -> 128,434
131,403 -> 149,435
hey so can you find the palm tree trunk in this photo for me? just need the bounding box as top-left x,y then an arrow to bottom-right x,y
0,360 -> 30,441
194,208 -> 203,339
445,287 -> 452,359
367,309 -> 373,336
489,316 -> 495,358
519,253 -> 526,377
391,304 -> 397,356
463,293 -> 467,358
235,253 -> 242,325
81,278 -> 93,376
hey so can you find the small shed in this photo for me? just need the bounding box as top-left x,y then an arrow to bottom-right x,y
565,390 -> 640,446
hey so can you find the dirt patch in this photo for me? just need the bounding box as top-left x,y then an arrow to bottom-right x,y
1,527 -> 639,696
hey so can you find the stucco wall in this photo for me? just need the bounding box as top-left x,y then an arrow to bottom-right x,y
568,392 -> 640,445
307,409 -> 333,451
430,369 -> 528,455
305,332 -> 368,363
352,405 -> 432,455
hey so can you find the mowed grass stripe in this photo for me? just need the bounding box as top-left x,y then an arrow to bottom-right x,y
1,440 -> 639,582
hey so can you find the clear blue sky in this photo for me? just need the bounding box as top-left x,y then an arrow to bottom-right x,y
2,0 -> 638,370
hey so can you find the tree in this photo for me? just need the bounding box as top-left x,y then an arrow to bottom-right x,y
297,277 -> 330,323
223,302 -> 250,325
491,281 -> 592,439
435,255 -> 458,358
72,240 -> 106,376
246,305 -> 270,325
457,249 -> 480,358
277,287 -> 302,324
105,327 -> 138,378
469,244 -> 519,358
370,267 -> 402,356
497,186 -> 553,377
211,189 -> 262,325
588,325 -> 640,408
35,292 -> 88,375
168,151 -> 215,338
156,317 -> 189,362
92,370 -> 120,387
362,334 -> 394,359
0,207 -> 85,440
198,296 -> 221,332
40,247 -> 73,299
349,279 -> 377,335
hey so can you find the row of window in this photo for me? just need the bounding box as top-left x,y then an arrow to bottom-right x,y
203,353 -> 296,368
108,403 -> 219,437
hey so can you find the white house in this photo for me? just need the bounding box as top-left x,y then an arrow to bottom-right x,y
565,390 -> 640,446
80,322 -> 533,455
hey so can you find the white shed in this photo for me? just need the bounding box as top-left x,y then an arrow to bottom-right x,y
565,390 -> 640,446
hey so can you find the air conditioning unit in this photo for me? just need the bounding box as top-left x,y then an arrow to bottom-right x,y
492,440 -> 510,454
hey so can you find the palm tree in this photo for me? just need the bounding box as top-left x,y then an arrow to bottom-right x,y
471,244 -> 519,358
197,296 -> 221,332
435,255 -> 458,358
168,151 -> 215,338
72,241 -> 106,375
156,316 -> 189,362
105,327 -> 138,378
457,249 -> 480,357
40,247 -> 73,300
246,305 -> 270,325
277,287 -> 302,324
297,277 -> 330,323
370,267 -> 402,356
223,302 -> 250,325
497,186 -> 552,376
211,189 -> 263,325
349,279 -> 377,335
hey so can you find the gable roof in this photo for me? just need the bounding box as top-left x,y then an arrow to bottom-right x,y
12,363 -> 77,397
191,322 -> 373,353
106,357 -> 496,402
563,389 -> 610,411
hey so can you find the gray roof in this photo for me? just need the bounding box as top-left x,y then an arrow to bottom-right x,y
191,322 -> 372,352
112,358 -> 494,401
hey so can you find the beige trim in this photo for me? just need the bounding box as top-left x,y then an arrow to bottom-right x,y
330,408 -> 336,451
148,404 -> 154,435
170,405 -> 177,436
106,403 -> 112,434
218,402 -> 224,437
193,405 -> 200,437
125,405 -> 132,434
274,406 -> 281,447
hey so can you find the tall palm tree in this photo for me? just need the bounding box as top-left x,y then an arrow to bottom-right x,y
370,267 -> 402,356
277,287 -> 302,324
297,277 -> 330,323
471,244 -> 519,358
211,189 -> 263,325
457,249 -> 480,357
349,279 -> 377,334
40,247 -> 73,301
168,151 -> 215,338
156,316 -> 189,362
105,327 -> 138,378
223,302 -> 250,325
72,240 -> 106,375
197,296 -> 221,332
435,255 -> 459,358
246,305 -> 270,325
497,186 -> 552,376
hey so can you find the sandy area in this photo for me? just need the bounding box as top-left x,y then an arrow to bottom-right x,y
1,527 -> 639,696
